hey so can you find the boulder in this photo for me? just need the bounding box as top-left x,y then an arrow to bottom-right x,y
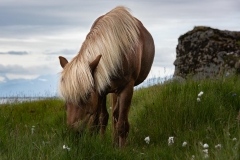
173,26 -> 240,79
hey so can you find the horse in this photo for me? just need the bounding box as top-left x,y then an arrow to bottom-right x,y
58,6 -> 155,147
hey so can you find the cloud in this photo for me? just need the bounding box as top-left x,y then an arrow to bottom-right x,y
6,74 -> 39,80
153,47 -> 176,68
0,64 -> 56,80
0,74 -> 59,97
38,78 -> 47,82
0,51 -> 28,55
44,49 -> 79,63
0,76 -> 6,83
45,49 -> 78,55
0,1 -> 99,28
148,66 -> 174,79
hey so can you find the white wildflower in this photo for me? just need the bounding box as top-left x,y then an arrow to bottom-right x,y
31,126 -> 35,134
197,97 -> 201,102
203,149 -> 208,154
203,143 -> 209,148
168,136 -> 174,146
63,145 -> 71,151
191,155 -> 195,160
233,137 -> 237,141
215,144 -> 221,149
198,91 -> 204,97
182,141 -> 187,147
144,136 -> 150,144
202,149 -> 209,159
204,153 -> 209,159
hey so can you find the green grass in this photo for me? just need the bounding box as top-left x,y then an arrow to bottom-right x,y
0,76 -> 240,159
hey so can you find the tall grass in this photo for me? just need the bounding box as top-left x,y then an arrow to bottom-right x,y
0,76 -> 239,159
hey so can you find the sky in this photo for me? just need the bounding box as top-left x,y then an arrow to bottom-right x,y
0,0 -> 239,97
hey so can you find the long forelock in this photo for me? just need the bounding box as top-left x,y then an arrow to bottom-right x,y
59,6 -> 140,105
59,57 -> 94,104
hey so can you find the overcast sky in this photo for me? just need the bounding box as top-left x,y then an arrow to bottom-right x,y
0,0 -> 240,95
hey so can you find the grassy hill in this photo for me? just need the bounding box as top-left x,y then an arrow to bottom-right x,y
0,76 -> 240,159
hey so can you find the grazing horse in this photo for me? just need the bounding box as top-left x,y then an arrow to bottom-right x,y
58,6 -> 154,147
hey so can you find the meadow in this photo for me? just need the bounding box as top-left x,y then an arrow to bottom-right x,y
0,76 -> 240,160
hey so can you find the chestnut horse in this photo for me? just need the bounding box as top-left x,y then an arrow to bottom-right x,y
58,6 -> 154,147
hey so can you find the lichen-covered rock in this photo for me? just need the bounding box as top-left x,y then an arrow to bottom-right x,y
173,26 -> 240,79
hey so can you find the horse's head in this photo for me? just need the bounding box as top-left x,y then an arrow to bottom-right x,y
59,55 -> 102,132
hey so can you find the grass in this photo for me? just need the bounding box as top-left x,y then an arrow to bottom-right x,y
0,76 -> 240,159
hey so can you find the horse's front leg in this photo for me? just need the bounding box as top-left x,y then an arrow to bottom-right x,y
112,93 -> 119,146
88,112 -> 100,134
88,96 -> 109,135
99,96 -> 109,136
117,81 -> 134,147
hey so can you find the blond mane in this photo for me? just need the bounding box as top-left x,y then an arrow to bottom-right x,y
59,6 -> 140,104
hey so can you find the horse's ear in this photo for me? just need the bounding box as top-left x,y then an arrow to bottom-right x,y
59,56 -> 68,68
89,55 -> 102,73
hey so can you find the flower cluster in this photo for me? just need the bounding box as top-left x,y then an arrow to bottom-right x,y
168,136 -> 174,146
182,141 -> 187,147
31,126 -> 35,134
198,91 -> 204,97
142,134 -> 240,159
144,136 -> 150,144
197,91 -> 204,102
63,145 -> 71,151
215,144 -> 221,149
200,142 -> 209,159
